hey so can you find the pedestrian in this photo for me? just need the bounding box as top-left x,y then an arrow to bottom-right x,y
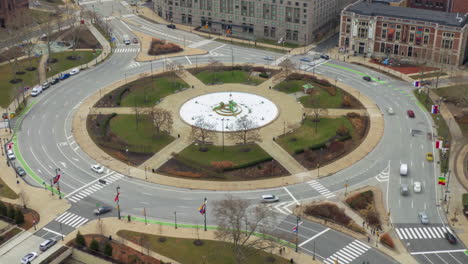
177,134 -> 180,138
362,220 -> 365,227
367,236 -> 370,242
279,248 -> 282,255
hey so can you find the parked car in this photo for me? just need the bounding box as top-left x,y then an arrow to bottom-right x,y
414,181 -> 422,193
31,85 -> 43,97
363,76 -> 372,82
15,166 -> 26,177
59,73 -> 70,80
39,238 -> 57,251
418,212 -> 429,224
91,164 -> 104,174
421,80 -> 432,86
41,82 -> 50,90
50,78 -> 60,85
445,231 -> 457,244
407,110 -> 415,118
94,206 -> 113,215
261,194 -> 279,203
21,252 -> 38,264
132,37 -> 138,44
387,107 -> 394,115
167,24 -> 176,29
69,68 -> 80,75
320,54 -> 330,60
426,152 -> 434,161
299,57 -> 311,62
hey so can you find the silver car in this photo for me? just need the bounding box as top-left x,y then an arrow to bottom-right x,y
39,238 -> 57,251
418,212 -> 429,224
261,194 -> 279,203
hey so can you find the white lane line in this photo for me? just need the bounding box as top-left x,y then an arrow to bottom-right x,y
75,219 -> 89,228
447,252 -> 463,264
299,228 -> 330,247
410,249 -> 468,255
422,254 -> 436,264
55,212 -> 71,222
274,202 -> 287,215
434,253 -> 450,264
282,187 -> 299,205
185,56 -> 192,64
43,228 -> 65,238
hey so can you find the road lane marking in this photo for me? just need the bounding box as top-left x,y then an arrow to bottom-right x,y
185,56 -> 192,64
299,228 -> 330,247
43,228 -> 65,238
282,187 -> 299,205
435,253 -> 450,264
411,249 -> 468,255
64,171 -> 115,198
447,252 -> 463,264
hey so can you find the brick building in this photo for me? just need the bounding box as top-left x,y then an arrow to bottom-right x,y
154,0 -> 345,45
339,1 -> 468,66
452,0 -> 468,13
0,0 -> 29,27
408,0 -> 468,13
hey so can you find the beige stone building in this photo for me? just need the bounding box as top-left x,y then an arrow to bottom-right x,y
154,0 -> 348,45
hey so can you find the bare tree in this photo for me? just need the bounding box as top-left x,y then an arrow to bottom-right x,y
190,116 -> 216,144
70,11 -> 85,59
275,58 -> 296,81
18,190 -> 29,209
97,218 -> 105,235
147,107 -> 173,134
207,59 -> 224,83
166,61 -> 186,87
213,195 -> 279,264
229,116 -> 261,144
308,97 -> 322,132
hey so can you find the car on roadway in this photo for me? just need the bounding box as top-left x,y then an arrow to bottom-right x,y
31,85 -> 43,97
407,110 -> 415,118
132,37 -> 138,44
387,107 -> 394,115
445,231 -> 457,244
263,56 -> 273,61
308,62 -> 315,67
261,194 -> 279,203
94,206 -> 113,215
418,212 -> 429,224
362,76 -> 372,82
7,149 -> 16,160
69,68 -> 80,76
167,24 -> 176,29
91,164 -> 104,174
39,238 -> 57,251
320,54 -> 330,60
50,78 -> 60,85
399,163 -> 408,176
400,184 -> 409,196
21,252 -> 38,264
421,80 -> 432,86
16,166 -> 26,177
59,73 -> 70,80
299,57 -> 311,62
41,82 -> 50,90
413,181 -> 422,193
426,152 -> 434,161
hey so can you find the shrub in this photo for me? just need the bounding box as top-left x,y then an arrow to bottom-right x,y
7,204 -> 15,219
0,201 -> 6,216
336,125 -> 349,137
89,238 -> 100,252
380,232 -> 395,248
303,149 -> 317,162
317,78 -> 332,87
304,203 -> 351,225
328,141 -> 344,153
346,191 -> 374,210
346,112 -> 361,118
211,161 -> 235,172
148,38 -> 183,55
259,72 -> 269,78
342,95 -> 352,107
104,242 -> 113,256
252,66 -> 267,72
14,209 -> 24,224
75,232 -> 86,247
323,84 -> 336,96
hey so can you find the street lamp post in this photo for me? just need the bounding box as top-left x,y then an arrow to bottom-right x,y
55,168 -> 62,199
295,215 -> 300,252
174,211 -> 177,229
221,118 -> 225,152
59,222 -> 64,241
116,186 -> 121,220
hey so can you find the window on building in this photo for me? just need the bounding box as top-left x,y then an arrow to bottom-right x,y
382,29 -> 387,39
271,27 -> 276,38
424,28 -> 430,33
358,28 -> 368,38
442,39 -> 453,49
408,46 -> 413,57
293,30 -> 298,41
423,35 -> 429,44
410,26 -> 415,31
383,23 -> 388,28
346,24 -> 351,34
409,33 -> 415,42
380,43 -> 385,53
395,31 -> 401,41
264,26 -> 269,37
394,44 -> 399,55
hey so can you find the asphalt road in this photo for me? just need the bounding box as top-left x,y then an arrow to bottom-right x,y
5,1 -> 467,263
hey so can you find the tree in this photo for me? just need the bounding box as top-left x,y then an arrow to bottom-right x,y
90,238 -> 100,252
229,116 -> 261,144
104,242 -> 113,256
206,59 -> 224,83
70,11 -> 85,59
75,231 -> 86,247
147,107 -> 173,134
275,58 -> 296,81
213,195 -> 279,264
308,97 -> 322,132
0,201 -> 6,216
167,61 -> 186,87
190,116 -> 216,144
7,204 -> 15,219
18,190 -> 29,209
14,209 -> 24,225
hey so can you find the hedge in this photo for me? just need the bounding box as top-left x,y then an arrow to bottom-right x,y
100,113 -> 117,138
224,157 -> 274,171
116,87 -> 130,106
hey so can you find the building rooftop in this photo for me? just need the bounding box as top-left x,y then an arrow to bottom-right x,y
346,1 -> 468,27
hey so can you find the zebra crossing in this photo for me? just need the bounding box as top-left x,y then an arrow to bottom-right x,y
323,239 -> 370,264
266,201 -> 296,215
307,180 -> 336,198
68,173 -> 125,203
115,47 -> 140,53
395,226 -> 452,240
55,212 -> 89,228
128,61 -> 141,69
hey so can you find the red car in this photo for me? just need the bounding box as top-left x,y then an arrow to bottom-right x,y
407,110 -> 415,118
132,38 -> 138,44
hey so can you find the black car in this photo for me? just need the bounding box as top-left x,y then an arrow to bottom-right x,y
363,76 -> 372,82
444,232 -> 457,244
50,78 -> 59,85
94,206 -> 113,215
320,54 -> 330,60
15,166 -> 26,176
167,24 -> 176,29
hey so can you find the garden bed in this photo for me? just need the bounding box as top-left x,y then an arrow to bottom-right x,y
0,201 -> 40,230
148,38 -> 183,56
188,65 -> 275,85
345,190 -> 381,228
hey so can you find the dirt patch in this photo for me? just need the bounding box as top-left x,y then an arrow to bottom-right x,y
47,28 -> 102,49
148,38 -> 183,56
0,47 -> 26,63
345,190 -> 381,228
369,58 -> 438,75
346,186 -> 388,230
0,201 -> 40,230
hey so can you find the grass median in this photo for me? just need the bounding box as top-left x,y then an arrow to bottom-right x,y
46,50 -> 101,78
195,70 -> 265,85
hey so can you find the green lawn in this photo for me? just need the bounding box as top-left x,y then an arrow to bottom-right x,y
178,143 -> 271,167
274,80 -> 344,108
434,84 -> 468,105
0,57 -> 41,108
195,70 -> 264,85
117,230 -> 289,264
410,72 -> 447,80
278,117 -> 354,154
215,39 -> 287,54
0,177 -> 18,199
109,114 -> 174,153
46,50 -> 101,78
257,38 -> 300,48
121,75 -> 188,107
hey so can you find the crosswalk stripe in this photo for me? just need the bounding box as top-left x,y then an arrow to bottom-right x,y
421,228 -> 431,238
395,228 -> 404,239
436,227 -> 445,236
81,189 -> 93,195
335,251 -> 353,263
69,216 -> 85,227
407,228 -> 416,239
75,219 -> 89,228
401,229 -> 409,240
108,175 -> 120,181
75,193 -> 86,198
427,227 -> 437,238
413,228 -> 422,239
418,228 -> 427,239
348,243 -> 366,253
92,184 -> 104,189
62,214 -> 80,225
353,239 -> 370,249
68,197 -> 78,203
55,212 -> 71,222
341,246 -> 360,258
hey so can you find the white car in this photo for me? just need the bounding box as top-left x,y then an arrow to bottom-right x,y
30,85 -> 43,97
261,194 -> 279,203
91,164 -> 104,174
414,181 -> 422,193
21,252 -> 37,264
7,149 -> 15,160
387,107 -> 394,115
69,68 -> 80,75
263,56 -> 273,61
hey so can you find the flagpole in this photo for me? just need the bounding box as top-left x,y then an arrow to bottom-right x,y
204,197 -> 207,231
50,179 -> 54,196
116,186 -> 121,220
295,215 -> 300,252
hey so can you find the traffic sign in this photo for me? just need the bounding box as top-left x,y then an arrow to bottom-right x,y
111,37 -> 116,42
